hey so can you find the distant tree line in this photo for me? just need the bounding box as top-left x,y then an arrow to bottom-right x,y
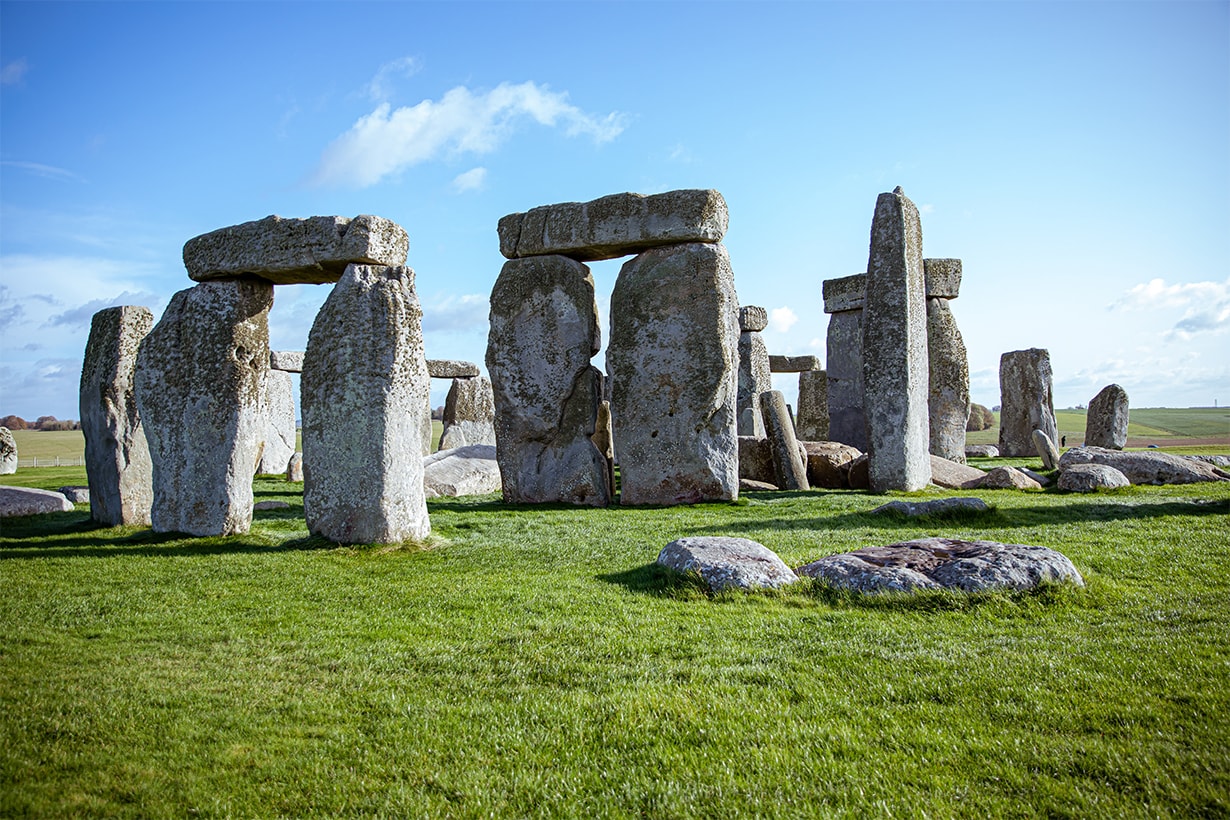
966,403 -> 995,431
0,414 -> 81,431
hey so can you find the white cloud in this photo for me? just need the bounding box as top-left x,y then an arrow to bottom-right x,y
1,161 -> 85,182
1,58 -> 28,86
769,306 -> 798,333
310,81 -> 628,188
365,56 -> 422,103
452,167 -> 487,193
1112,277 -> 1230,341
421,293 -> 489,332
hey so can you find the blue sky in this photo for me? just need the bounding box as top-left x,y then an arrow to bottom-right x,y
2,0 -> 1227,421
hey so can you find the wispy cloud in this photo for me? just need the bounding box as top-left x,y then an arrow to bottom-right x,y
1,58 -> 28,86
421,293 -> 489,332
1112,277 -> 1230,341
1,161 -> 85,182
0,286 -> 25,331
44,290 -> 159,329
309,81 -> 627,188
769,306 -> 798,333
365,56 -> 422,103
452,167 -> 487,193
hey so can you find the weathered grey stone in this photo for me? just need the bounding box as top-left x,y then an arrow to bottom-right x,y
974,466 -> 1043,490
769,355 -> 822,373
591,400 -> 616,494
1032,429 -> 1061,470
872,497 -> 990,517
825,309 -> 866,451
1058,463 -> 1131,492
999,348 -> 1057,458
1058,446 -> 1229,485
258,369 -> 297,474
427,359 -> 481,379
286,452 -> 303,482
923,258 -> 962,299
846,453 -> 870,489
739,305 -> 768,333
59,486 -> 90,504
929,455 -> 987,489
822,273 -> 866,314
1019,467 -> 1054,487
498,189 -> 728,262
135,279 -> 272,536
1187,454 -> 1230,467
801,440 -> 861,488
438,376 -> 496,451
657,536 -> 797,592
927,297 -> 969,463
799,537 -> 1083,594
760,390 -> 809,491
0,427 -> 15,475
794,370 -> 829,441
737,325 -> 772,437
486,255 -> 611,506
0,485 -> 75,517
302,265 -> 431,544
609,243 -> 739,505
862,187 -> 930,492
269,350 -> 304,372
965,444 -> 999,459
79,306 -> 154,525
184,215 -> 409,285
740,478 -> 778,492
422,444 -> 502,498
738,436 -> 776,484
1085,384 -> 1129,450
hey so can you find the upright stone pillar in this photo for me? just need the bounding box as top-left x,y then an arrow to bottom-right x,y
862,187 -> 930,492
795,369 -> 829,441
608,242 -> 740,505
823,273 -> 867,451
1086,384 -> 1129,450
924,258 -> 970,463
737,305 -> 772,437
258,368 -> 297,474
135,279 -> 273,536
439,376 -> 497,451
486,255 -> 611,506
998,348 -> 1058,457
80,305 -> 154,525
302,264 -> 431,544
0,427 -> 16,475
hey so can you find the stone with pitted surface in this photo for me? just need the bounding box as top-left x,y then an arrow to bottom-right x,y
798,537 -> 1083,594
423,444 -> 502,498
427,359 -> 481,379
258,369 -> 297,474
738,436 -> 775,485
801,440 -> 861,488
822,273 -> 866,314
498,189 -> 728,262
0,485 -> 75,517
974,466 -> 1043,490
825,308 -> 866,450
928,455 -> 987,489
923,258 -> 962,299
302,265 -> 431,544
769,355 -> 822,373
135,280 -> 273,536
794,370 -> 829,441
0,427 -> 15,475
999,348 -> 1058,458
1058,463 -> 1130,492
439,375 -> 496,451
737,317 -> 772,437
286,452 -> 303,482
927,297 -> 969,463
1085,384 -> 1129,450
739,305 -> 768,333
59,486 -> 91,504
270,350 -> 304,372
965,444 -> 999,459
657,536 -> 797,592
1058,446 -> 1229,485
760,390 -> 809,491
184,214 -> 408,285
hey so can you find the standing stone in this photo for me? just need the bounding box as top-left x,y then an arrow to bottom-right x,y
1086,384 -> 1129,450
999,348 -> 1058,458
302,265 -> 431,544
486,255 -> 611,506
737,305 -> 772,437
286,452 -> 304,482
608,243 -> 740,505
823,274 -> 867,451
0,427 -> 17,475
1032,429 -> 1061,470
135,280 -> 273,536
257,368 -> 297,474
795,369 -> 829,441
591,400 -> 616,495
79,305 -> 154,525
862,188 -> 930,492
926,296 -> 970,463
759,390 -> 809,491
438,376 -> 497,451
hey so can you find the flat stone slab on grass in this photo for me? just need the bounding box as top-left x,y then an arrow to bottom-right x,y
184,214 -> 409,285
965,445 -> 999,459
0,486 -> 75,517
928,455 -> 987,489
798,537 -> 1084,594
1058,446 -> 1229,485
1058,463 -> 1130,492
974,466 -> 1043,490
871,497 -> 990,517
498,189 -> 728,262
422,444 -> 502,498
657,536 -> 797,592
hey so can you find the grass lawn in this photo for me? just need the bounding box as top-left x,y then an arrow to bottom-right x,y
2,465 -> 1228,816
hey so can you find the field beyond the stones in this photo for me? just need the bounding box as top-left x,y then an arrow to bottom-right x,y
2,451 -> 1229,816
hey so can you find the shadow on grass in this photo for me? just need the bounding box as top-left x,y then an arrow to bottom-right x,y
597,563 -> 711,598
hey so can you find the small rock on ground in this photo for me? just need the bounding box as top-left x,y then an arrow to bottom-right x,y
657,536 -> 797,592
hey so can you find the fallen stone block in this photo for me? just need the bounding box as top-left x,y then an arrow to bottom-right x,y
423,444 -> 502,498
0,485 -> 75,517
657,536 -> 797,592
1057,446 -> 1229,485
1058,463 -> 1130,492
871,497 -> 990,517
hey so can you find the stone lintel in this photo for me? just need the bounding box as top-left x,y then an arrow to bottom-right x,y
270,350 -> 305,372
739,305 -> 768,333
822,273 -> 866,313
924,258 -> 962,299
769,354 -> 822,373
427,359 -> 480,379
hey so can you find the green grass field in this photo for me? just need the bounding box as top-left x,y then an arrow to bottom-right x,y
2,465 -> 1228,816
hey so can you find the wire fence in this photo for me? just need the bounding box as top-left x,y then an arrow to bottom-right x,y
16,456 -> 86,468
